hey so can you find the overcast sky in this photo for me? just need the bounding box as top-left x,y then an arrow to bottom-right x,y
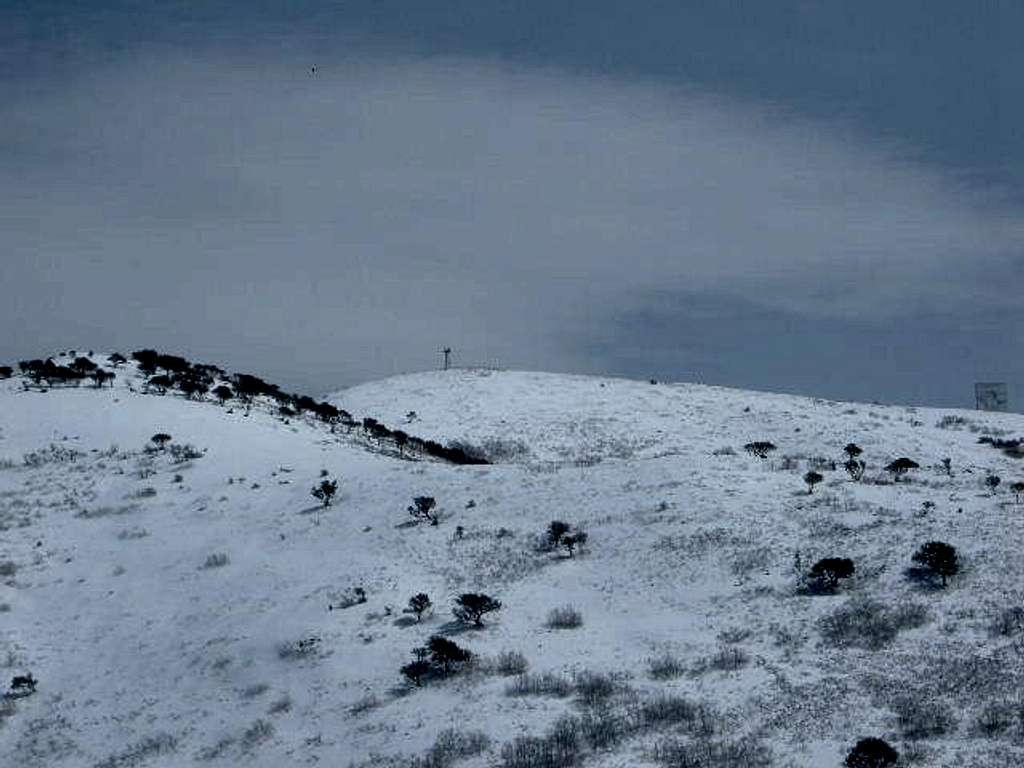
2,2 -> 1022,408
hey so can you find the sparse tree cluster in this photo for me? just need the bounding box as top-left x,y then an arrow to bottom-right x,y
400,636 -> 472,686
18,356 -> 116,388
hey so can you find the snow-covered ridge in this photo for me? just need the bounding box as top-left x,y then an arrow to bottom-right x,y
2,353 -> 1024,767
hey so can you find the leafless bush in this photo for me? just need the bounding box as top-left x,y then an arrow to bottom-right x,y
936,415 -> 970,429
277,637 -> 320,661
573,671 -> 623,707
241,683 -> 269,699
973,700 -> 1021,737
477,438 -> 531,463
712,446 -> 736,456
75,504 -> 139,519
636,695 -> 705,730
348,694 -> 380,716
545,606 -> 583,630
892,696 -> 958,740
200,553 -> 229,569
653,735 -> 772,768
492,650 -> 529,676
267,696 -> 292,715
116,528 -> 149,540
819,597 -> 929,650
989,606 -> 1024,637
94,733 -> 178,768
718,627 -> 753,645
410,728 -> 491,768
729,547 -> 772,578
506,672 -> 572,698
778,455 -> 799,471
196,735 -> 236,761
169,443 -> 205,463
647,652 -> 686,680
23,444 -> 82,468
240,719 -> 274,751
500,716 -> 580,768
694,646 -> 750,674
578,704 -> 630,750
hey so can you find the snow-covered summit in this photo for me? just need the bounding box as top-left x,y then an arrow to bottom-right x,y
2,357 -> 1023,767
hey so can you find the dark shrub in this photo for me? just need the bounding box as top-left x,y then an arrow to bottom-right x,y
91,369 -> 115,388
744,441 -> 777,459
406,593 -> 432,622
311,478 -> 338,508
844,737 -> 898,767
985,474 -> 1001,493
401,659 -> 431,687
885,457 -> 919,482
132,349 -> 160,373
808,557 -> 855,593
213,384 -> 233,403
561,532 -> 587,557
408,496 -> 439,525
453,593 -> 502,627
547,521 -> 570,547
546,520 -> 587,557
426,635 -> 472,673
803,470 -> 824,493
313,402 -> 340,423
151,433 -> 172,449
155,353 -> 191,373
1012,481 -> 1024,503
147,375 -> 172,393
68,356 -> 95,374
175,376 -> 207,400
911,541 -> 958,587
843,443 -> 863,459
392,430 -> 409,454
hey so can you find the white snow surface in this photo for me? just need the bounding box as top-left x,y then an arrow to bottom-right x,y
1,360 -> 1023,767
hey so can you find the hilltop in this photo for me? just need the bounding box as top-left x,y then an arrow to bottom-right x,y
1,353 -> 1024,767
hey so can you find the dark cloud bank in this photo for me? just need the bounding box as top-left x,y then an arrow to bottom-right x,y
1,2 -> 1021,408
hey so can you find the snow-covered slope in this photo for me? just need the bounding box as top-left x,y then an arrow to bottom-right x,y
2,360 -> 1024,767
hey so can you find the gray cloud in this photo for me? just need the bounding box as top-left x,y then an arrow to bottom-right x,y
2,48 -> 1021,401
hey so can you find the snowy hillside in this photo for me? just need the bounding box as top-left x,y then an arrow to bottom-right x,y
2,356 -> 1024,767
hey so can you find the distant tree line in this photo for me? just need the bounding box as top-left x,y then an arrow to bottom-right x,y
12,348 -> 488,466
